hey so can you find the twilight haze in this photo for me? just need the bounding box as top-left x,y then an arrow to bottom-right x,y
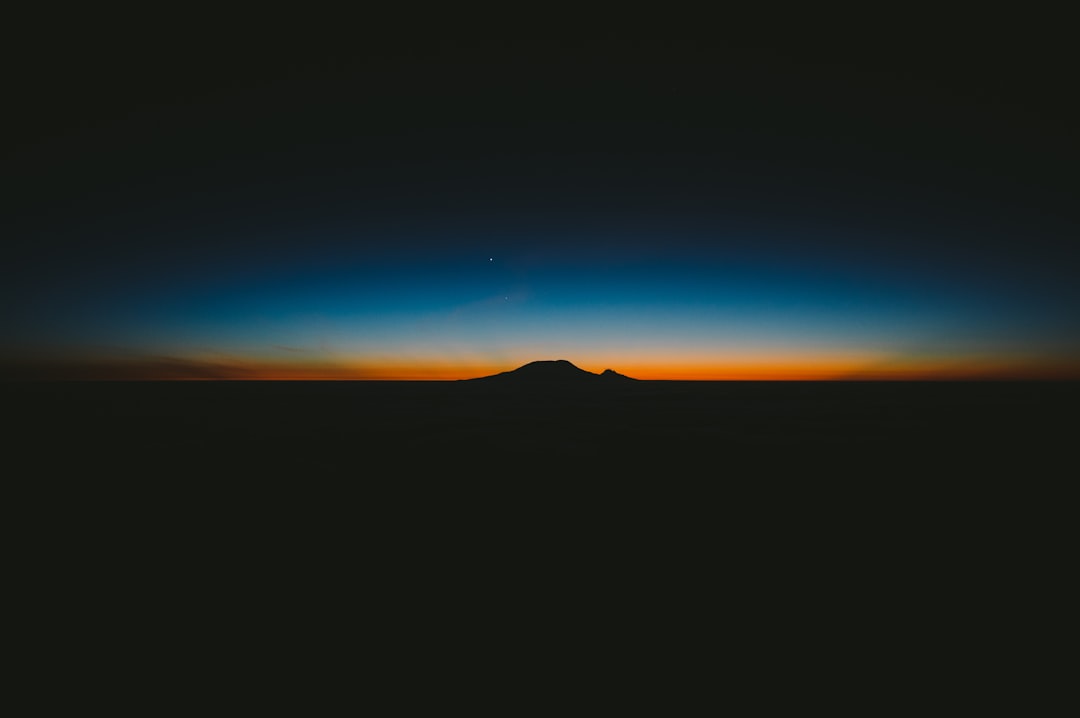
4,10 -> 1078,380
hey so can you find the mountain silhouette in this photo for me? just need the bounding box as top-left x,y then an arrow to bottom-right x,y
466,360 -> 637,383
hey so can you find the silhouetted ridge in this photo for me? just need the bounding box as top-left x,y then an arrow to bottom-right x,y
466,360 -> 637,382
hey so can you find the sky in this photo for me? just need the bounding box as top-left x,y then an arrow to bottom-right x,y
4,9 -> 1078,379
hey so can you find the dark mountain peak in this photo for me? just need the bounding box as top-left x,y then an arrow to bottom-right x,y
600,368 -> 636,381
465,360 -> 637,382
495,359 -> 597,381
518,359 -> 584,371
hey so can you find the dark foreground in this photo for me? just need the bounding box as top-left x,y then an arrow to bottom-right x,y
6,379 -> 1075,476
6,380 -> 1072,704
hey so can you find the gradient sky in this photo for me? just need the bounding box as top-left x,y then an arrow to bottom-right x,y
4,10 -> 1078,379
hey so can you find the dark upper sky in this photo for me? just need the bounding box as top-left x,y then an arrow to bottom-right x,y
4,9 -> 1078,378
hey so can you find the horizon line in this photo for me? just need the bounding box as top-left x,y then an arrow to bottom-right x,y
3,356 -> 1079,382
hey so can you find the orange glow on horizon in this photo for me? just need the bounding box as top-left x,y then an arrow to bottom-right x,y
6,352 -> 1079,381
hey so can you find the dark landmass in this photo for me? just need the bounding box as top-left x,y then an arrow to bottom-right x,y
7,373 -> 1071,690
6,374 -> 1072,480
8,372 -> 1072,573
